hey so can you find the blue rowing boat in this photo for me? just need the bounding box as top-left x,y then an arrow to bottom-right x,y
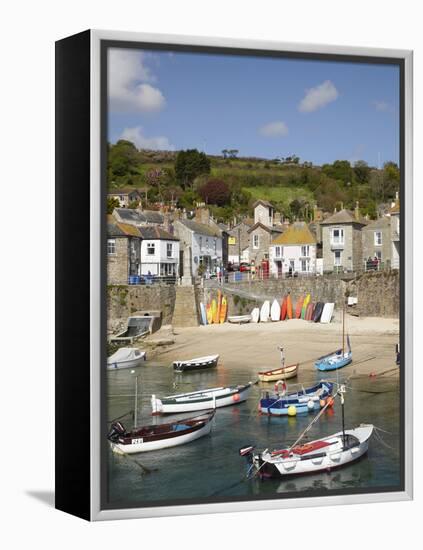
259,381 -> 333,415
315,335 -> 352,371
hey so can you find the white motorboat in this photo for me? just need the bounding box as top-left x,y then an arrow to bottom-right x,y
108,410 -> 215,454
247,424 -> 374,478
151,382 -> 252,414
107,347 -> 146,370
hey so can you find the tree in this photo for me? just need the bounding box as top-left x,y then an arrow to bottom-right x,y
107,196 -> 120,214
222,149 -> 228,159
108,140 -> 141,182
175,149 -> 211,189
322,160 -> 353,185
199,179 -> 231,206
353,160 -> 371,184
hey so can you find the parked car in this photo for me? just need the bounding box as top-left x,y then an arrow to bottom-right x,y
239,263 -> 251,272
227,262 -> 240,272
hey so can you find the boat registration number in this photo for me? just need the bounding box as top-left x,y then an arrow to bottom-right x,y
132,438 -> 143,445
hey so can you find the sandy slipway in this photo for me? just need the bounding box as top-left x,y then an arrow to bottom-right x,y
155,314 -> 399,379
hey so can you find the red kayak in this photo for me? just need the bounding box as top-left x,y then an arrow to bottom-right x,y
280,296 -> 288,320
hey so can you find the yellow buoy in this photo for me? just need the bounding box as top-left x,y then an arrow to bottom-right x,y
287,405 -> 297,416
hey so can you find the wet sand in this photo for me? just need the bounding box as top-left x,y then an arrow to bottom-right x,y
150,314 -> 399,378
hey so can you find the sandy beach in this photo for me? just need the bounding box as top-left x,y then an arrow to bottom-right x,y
148,314 -> 399,379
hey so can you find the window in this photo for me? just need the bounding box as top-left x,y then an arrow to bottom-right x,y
301,245 -> 310,257
214,239 -> 217,253
374,250 -> 382,261
301,258 -> 310,272
331,228 -> 344,245
147,242 -> 155,255
334,250 -> 342,266
199,236 -> 203,251
275,246 -> 281,258
107,239 -> 116,255
374,231 -> 382,246
167,243 -> 173,258
253,234 -> 259,249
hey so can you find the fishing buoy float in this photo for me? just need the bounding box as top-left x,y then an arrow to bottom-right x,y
327,397 -> 334,408
287,405 -> 297,416
232,393 -> 240,402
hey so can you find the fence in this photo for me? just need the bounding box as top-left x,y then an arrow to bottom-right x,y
128,274 -> 177,285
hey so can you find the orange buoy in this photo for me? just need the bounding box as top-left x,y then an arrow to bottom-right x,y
327,396 -> 334,407
233,393 -> 240,402
320,399 -> 326,408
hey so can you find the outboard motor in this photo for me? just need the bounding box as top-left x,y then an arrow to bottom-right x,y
108,421 -> 126,442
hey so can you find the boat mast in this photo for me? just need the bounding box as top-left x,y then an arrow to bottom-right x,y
340,384 -> 346,446
342,302 -> 345,355
134,375 -> 139,428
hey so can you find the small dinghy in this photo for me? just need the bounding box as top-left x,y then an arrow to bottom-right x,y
251,307 -> 260,323
173,354 -> 219,373
259,381 -> 333,415
228,315 -> 251,324
320,302 -> 334,323
258,345 -> 298,382
270,299 -> 281,321
107,347 -> 146,370
151,382 -> 252,414
108,410 -> 215,454
241,386 -> 373,478
260,300 -> 271,322
258,364 -> 298,382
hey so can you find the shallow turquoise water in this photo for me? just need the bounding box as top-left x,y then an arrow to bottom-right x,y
106,360 -> 401,507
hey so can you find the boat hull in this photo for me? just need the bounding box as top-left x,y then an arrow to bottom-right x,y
258,364 -> 298,382
173,355 -> 219,373
259,382 -> 333,414
152,384 -> 252,414
228,315 -> 251,324
255,425 -> 373,478
107,353 -> 146,370
315,351 -> 352,371
110,411 -> 215,454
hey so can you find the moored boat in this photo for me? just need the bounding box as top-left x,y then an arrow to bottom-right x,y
243,424 -> 373,478
173,354 -> 219,373
108,410 -> 215,454
259,381 -> 333,415
258,363 -> 298,382
151,382 -> 253,414
107,347 -> 146,370
315,307 -> 352,371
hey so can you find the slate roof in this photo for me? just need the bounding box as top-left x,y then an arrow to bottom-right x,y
247,222 -> 282,234
253,199 -> 274,209
178,219 -> 221,237
107,215 -> 141,238
271,222 -> 316,246
362,217 -> 391,230
138,226 -> 179,241
114,208 -> 164,225
319,209 -> 367,226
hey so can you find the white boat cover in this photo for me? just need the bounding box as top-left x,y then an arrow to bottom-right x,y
108,347 -> 141,363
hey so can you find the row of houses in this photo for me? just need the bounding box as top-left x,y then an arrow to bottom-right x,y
106,194 -> 400,285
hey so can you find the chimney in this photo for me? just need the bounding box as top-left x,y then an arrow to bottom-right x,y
354,201 -> 360,221
195,207 -> 210,225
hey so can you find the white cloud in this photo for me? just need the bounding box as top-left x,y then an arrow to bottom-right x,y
108,49 -> 166,112
298,80 -> 338,113
373,100 -> 390,112
120,126 -> 174,151
259,121 -> 289,137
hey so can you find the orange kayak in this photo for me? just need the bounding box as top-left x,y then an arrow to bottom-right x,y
280,296 -> 288,320
295,296 -> 304,319
286,294 -> 293,319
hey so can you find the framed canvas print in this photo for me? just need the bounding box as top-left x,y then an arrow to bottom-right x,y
55,29 -> 413,521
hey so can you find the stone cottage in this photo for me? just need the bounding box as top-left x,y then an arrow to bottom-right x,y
269,221 -> 317,276
320,206 -> 367,273
390,197 -> 400,269
173,219 -> 223,282
107,215 -> 141,284
107,188 -> 142,208
227,220 -> 253,265
247,200 -> 283,266
362,217 -> 392,269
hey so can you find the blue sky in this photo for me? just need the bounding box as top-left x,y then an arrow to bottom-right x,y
108,47 -> 400,166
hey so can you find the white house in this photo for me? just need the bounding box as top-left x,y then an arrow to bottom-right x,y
269,222 -> 317,276
174,219 -> 223,279
138,226 -> 180,279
